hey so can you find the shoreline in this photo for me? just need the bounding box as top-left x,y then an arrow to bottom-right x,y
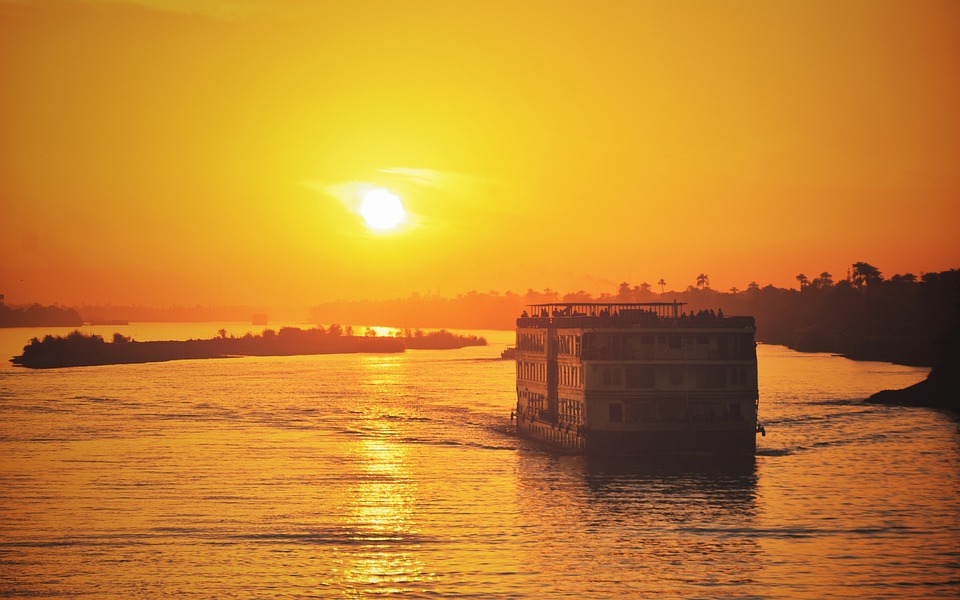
865,376 -> 958,412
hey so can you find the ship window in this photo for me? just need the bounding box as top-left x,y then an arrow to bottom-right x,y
696,366 -> 727,389
696,335 -> 710,347
729,402 -> 743,421
669,335 -> 682,349
691,403 -> 718,422
609,403 -> 623,423
659,403 -> 684,422
716,335 -> 728,354
625,366 -> 655,388
602,367 -> 622,386
658,336 -> 667,348
625,402 -> 656,422
731,367 -> 747,385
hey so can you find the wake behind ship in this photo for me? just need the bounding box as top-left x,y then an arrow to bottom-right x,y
513,302 -> 761,455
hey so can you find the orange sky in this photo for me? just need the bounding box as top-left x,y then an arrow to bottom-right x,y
1,0 -> 958,308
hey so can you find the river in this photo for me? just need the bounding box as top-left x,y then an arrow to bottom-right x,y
0,325 -> 957,598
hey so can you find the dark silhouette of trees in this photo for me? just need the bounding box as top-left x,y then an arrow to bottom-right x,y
293,263 -> 955,367
852,261 -> 882,290
696,273 -> 710,290
0,303 -> 83,327
796,273 -> 809,289
810,271 -> 833,290
562,290 -> 594,303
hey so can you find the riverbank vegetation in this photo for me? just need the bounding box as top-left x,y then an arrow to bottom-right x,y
6,263 -> 957,368
11,326 -> 487,369
308,265 -> 958,368
0,303 -> 83,328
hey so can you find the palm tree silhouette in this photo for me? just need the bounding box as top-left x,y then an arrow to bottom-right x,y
851,262 -> 881,290
696,273 -> 710,290
658,278 -> 666,293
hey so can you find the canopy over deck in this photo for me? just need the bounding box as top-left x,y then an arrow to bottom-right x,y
525,302 -> 686,319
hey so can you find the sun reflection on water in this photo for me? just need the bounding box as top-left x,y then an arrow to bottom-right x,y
343,420 -> 430,595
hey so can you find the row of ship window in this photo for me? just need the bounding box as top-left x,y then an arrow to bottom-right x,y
517,332 -> 754,360
556,334 -> 581,357
596,365 -> 751,389
608,401 -> 746,423
514,363 -> 584,387
518,363 -> 752,389
558,397 -> 583,425
517,361 -> 547,382
517,333 -> 546,352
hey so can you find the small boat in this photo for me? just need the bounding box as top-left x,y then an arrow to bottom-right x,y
500,346 -> 517,359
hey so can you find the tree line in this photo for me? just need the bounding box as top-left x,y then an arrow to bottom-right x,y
310,264 -> 958,367
0,302 -> 83,327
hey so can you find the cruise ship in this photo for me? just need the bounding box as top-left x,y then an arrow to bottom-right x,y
513,302 -> 761,455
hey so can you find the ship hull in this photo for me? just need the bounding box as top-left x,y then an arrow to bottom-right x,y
518,417 -> 755,455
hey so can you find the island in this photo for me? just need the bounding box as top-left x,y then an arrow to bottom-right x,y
10,326 -> 487,369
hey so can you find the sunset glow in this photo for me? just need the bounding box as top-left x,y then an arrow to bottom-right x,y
0,0 -> 957,309
2,2 -> 959,592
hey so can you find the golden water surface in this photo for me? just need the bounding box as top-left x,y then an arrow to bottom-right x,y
0,327 -> 957,598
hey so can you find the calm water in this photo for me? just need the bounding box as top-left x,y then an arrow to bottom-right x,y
1,326 -> 957,598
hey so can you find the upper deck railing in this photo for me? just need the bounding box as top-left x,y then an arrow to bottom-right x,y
517,302 -> 754,329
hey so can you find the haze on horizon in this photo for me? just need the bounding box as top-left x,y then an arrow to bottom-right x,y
1,0 -> 958,308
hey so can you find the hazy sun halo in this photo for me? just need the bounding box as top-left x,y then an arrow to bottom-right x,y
359,188 -> 405,230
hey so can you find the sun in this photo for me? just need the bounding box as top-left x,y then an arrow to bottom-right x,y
358,188 -> 406,231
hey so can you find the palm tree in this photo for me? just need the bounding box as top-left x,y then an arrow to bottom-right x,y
696,273 -> 710,290
851,262 -> 882,290
730,286 -> 740,294
640,282 -> 652,293
657,278 -> 666,293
